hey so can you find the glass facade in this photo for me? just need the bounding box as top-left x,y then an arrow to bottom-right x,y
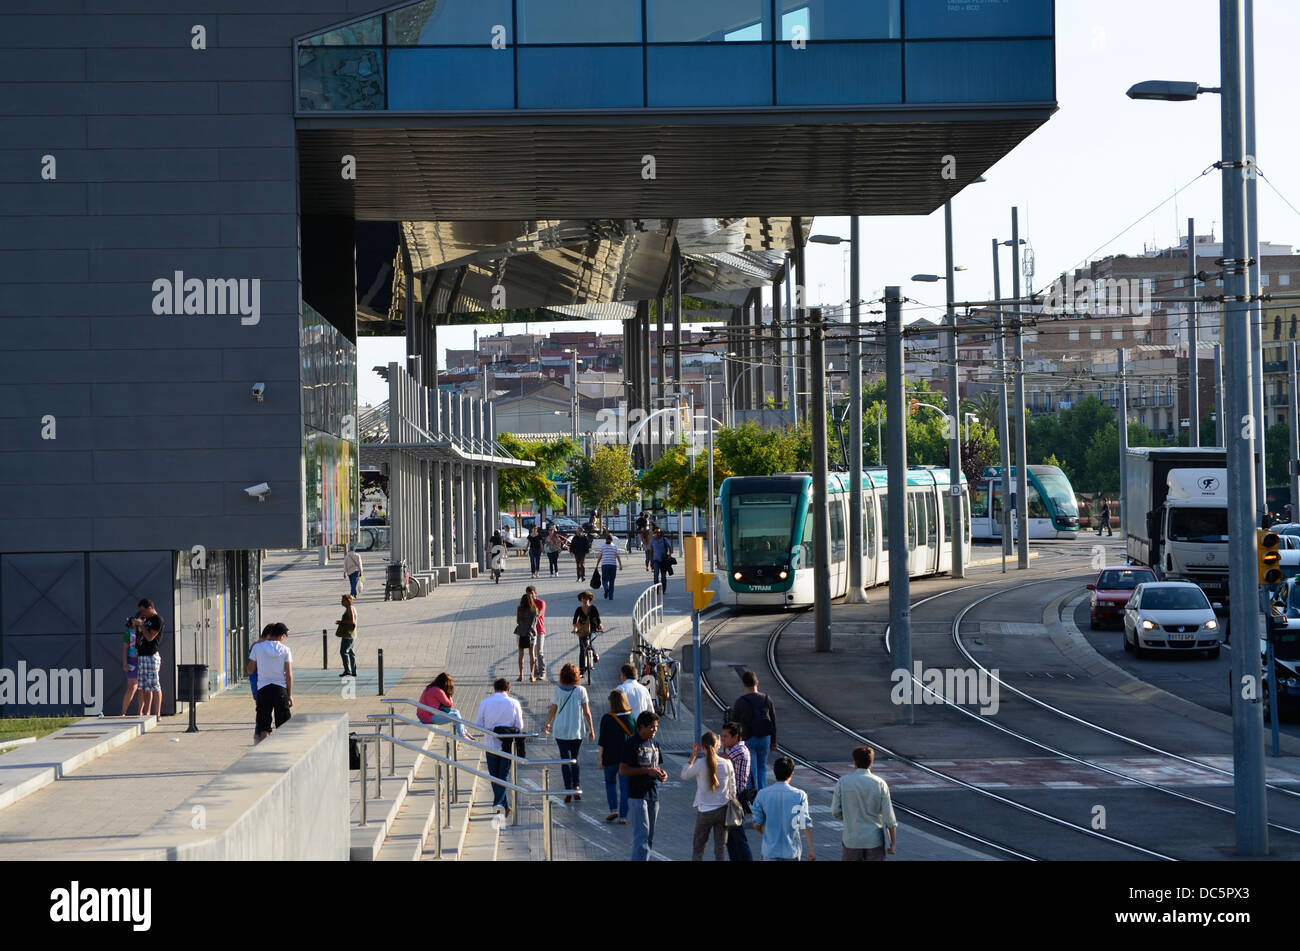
296,0 -> 1052,112
301,304 -> 359,550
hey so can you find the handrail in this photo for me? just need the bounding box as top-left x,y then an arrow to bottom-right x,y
365,712 -> 575,766
382,697 -> 541,743
352,732 -> 566,860
632,582 -> 665,653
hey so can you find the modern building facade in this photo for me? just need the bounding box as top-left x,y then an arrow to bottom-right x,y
0,0 -> 1055,714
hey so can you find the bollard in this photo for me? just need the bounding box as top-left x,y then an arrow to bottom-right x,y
359,741 -> 368,826
543,766 -> 552,861
377,649 -> 384,695
322,629 -> 328,670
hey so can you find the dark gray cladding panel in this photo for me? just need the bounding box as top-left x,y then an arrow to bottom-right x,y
0,216 -> 223,250
0,452 -> 93,486
1,553 -> 86,636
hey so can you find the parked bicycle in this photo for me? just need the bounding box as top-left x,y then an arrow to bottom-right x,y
636,643 -> 679,719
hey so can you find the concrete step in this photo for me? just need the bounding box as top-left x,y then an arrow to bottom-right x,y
444,752 -> 504,861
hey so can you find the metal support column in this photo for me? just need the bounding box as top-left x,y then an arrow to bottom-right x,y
1188,218 -> 1201,446
993,239 -> 1013,561
944,200 -> 965,579
785,256 -> 798,427
885,288 -> 912,723
1118,350 -> 1129,517
1011,207 -> 1030,570
847,215 -> 865,602
794,231 -> 809,424
1245,0 -> 1266,524
811,309 -> 832,652
1290,342 -> 1300,520
672,242 -> 683,395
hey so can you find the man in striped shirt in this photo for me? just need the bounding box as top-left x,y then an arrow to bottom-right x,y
721,722 -> 754,861
598,533 -> 623,600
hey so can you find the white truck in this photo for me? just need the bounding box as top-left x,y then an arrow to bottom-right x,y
1125,447 -> 1230,604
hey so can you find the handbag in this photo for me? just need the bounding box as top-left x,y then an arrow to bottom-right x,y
356,577 -> 364,594
590,567 -> 602,589
725,796 -> 745,828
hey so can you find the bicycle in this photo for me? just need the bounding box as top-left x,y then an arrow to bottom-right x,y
577,626 -> 610,685
638,643 -> 679,719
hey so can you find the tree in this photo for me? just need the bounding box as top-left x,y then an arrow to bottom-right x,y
497,433 -> 576,514
960,420 -> 1000,484
962,391 -> 1000,430
715,421 -> 801,476
1265,421 -> 1292,491
856,378 -> 950,468
1080,420 -> 1163,494
571,445 -> 640,519
639,444 -> 730,512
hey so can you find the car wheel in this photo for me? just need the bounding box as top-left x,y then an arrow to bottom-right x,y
1206,646 -> 1220,660
1089,617 -> 1098,630
1123,624 -> 1134,652
1133,632 -> 1147,659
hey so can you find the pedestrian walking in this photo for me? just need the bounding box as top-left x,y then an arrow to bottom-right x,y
528,584 -> 548,680
417,672 -> 474,738
527,525 -> 543,578
475,678 -> 524,816
598,532 -> 623,599
336,594 -> 358,677
643,521 -> 656,571
569,527 -> 592,581
731,670 -> 777,790
650,529 -> 673,591
620,710 -> 667,861
546,527 -> 564,576
831,745 -> 898,861
514,590 -> 540,683
133,599 -> 165,717
683,731 -> 736,861
750,756 -> 815,861
489,531 -> 506,584
247,621 -> 292,744
1097,497 -> 1113,536
598,689 -> 635,823
343,545 -> 364,597
543,663 -> 596,801
246,625 -> 271,739
572,591 -> 603,677
617,664 -> 653,721
720,722 -> 754,861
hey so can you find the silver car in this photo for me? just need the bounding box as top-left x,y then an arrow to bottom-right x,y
1123,581 -> 1221,659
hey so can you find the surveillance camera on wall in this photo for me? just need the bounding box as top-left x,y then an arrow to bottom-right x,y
251,382 -> 266,402
244,482 -> 270,501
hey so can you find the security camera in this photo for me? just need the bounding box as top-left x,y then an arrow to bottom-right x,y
251,382 -> 266,402
244,482 -> 270,501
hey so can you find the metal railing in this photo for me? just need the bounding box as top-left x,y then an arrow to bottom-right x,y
632,582 -> 664,655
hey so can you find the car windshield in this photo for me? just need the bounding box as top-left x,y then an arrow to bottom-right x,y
1098,570 -> 1151,590
1033,468 -> 1078,517
1168,506 -> 1229,542
1141,588 -> 1210,611
728,491 -> 797,568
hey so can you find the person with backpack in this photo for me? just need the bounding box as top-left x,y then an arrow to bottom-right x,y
597,689 -> 635,823
731,670 -> 777,791
569,527 -> 592,582
543,663 -> 595,802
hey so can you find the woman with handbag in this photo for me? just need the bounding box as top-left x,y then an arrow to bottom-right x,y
543,663 -> 595,802
336,594 -> 358,677
572,590 -> 603,676
515,591 -> 540,683
597,689 -> 635,822
682,731 -> 736,861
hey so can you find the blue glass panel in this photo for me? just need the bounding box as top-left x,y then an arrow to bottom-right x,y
776,42 -> 901,105
387,0 -> 512,46
518,0 -> 641,43
298,47 -> 383,111
388,48 -> 514,109
303,15 -> 381,45
905,39 -> 1052,102
647,0 -> 770,42
518,47 -> 643,109
647,44 -> 771,107
904,0 -> 1052,38
779,0 -> 900,40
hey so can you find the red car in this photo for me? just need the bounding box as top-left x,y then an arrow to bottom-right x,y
1087,566 -> 1157,629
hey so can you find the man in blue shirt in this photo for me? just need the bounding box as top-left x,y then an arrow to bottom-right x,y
619,710 -> 667,861
750,756 -> 815,861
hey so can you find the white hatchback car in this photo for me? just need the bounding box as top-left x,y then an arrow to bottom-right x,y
1123,581 -> 1221,659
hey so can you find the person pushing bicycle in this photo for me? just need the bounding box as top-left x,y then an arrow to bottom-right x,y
573,590 -> 604,676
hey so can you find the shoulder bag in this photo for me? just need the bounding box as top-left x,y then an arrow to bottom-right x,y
590,567 -> 602,589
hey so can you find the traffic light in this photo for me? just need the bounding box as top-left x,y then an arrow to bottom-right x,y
1257,529 -> 1283,586
683,535 -> 715,611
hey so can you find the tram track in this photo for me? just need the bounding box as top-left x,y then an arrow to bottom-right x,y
699,607 -> 1176,860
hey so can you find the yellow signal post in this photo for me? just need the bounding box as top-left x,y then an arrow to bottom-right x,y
1258,529 -> 1282,586
684,535 -> 715,610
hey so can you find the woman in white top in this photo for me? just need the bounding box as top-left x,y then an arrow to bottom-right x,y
543,663 -> 596,802
597,533 -> 623,600
682,731 -> 736,861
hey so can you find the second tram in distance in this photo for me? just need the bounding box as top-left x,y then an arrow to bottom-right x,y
968,464 -> 1081,540
719,467 -> 971,608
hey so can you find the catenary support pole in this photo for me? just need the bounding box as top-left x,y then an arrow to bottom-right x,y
847,216 -> 866,602
993,239 -> 1013,566
1118,350 -> 1129,518
811,308 -> 832,653
1188,218 -> 1201,447
1291,342 -> 1300,522
1011,208 -> 1030,570
1221,0 -> 1268,856
945,201 -> 966,579
885,288 -> 911,723
1245,0 -> 1266,525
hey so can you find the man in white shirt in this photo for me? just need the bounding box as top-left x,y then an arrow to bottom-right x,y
475,678 -> 525,815
617,664 -> 652,720
343,546 -> 363,598
247,621 -> 293,744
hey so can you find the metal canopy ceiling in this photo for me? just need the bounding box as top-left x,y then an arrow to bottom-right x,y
297,107 -> 1051,221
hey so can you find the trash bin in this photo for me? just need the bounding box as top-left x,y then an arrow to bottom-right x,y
176,664 -> 210,702
384,560 -> 407,601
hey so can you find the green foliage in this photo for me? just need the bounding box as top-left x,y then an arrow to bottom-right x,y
639,444 -> 730,511
715,421 -> 801,476
1025,396 -> 1117,483
571,445 -> 640,517
1176,410 -> 1218,447
497,433 -> 576,512
856,378 -> 953,468
961,420 -> 1001,484
1265,421 -> 1291,488
962,391 -> 1001,429
1080,420 -> 1163,494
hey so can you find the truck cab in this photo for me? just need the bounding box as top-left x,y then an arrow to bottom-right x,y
1154,469 -> 1230,602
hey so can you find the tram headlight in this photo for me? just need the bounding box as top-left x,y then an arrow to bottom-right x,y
733,571 -> 742,581
778,570 -> 788,580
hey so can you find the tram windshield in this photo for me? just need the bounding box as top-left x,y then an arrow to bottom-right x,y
1033,468 -> 1078,518
728,492 -> 798,567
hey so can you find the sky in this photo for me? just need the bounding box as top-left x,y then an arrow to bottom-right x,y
359,0 -> 1300,407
